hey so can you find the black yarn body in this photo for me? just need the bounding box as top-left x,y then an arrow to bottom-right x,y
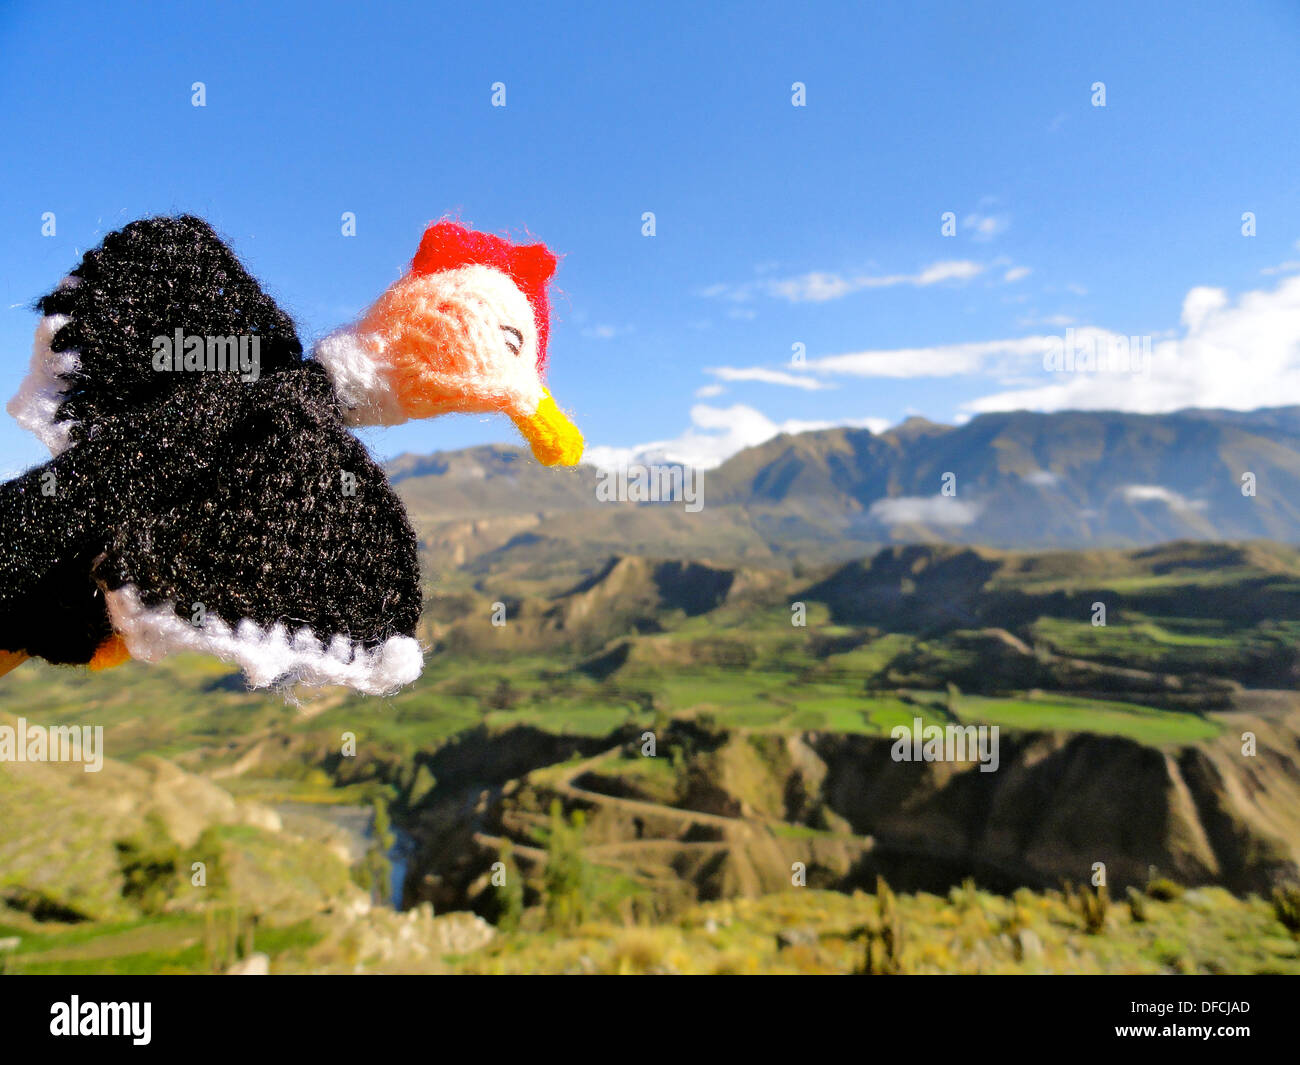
0,216 -> 421,668
37,215 -> 306,436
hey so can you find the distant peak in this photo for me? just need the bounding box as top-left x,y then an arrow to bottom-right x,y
884,415 -> 952,439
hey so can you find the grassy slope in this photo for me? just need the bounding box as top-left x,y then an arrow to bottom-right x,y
1,541 -> 1297,973
448,887 -> 1300,976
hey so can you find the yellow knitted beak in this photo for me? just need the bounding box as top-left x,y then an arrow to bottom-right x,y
511,389 -> 584,467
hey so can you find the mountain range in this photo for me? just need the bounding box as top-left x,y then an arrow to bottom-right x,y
387,406 -> 1300,582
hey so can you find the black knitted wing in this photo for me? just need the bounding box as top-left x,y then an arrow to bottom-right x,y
90,365 -> 424,691
0,370 -> 230,664
0,460 -> 115,664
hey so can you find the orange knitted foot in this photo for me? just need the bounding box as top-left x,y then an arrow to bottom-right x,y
89,634 -> 131,671
0,650 -> 27,678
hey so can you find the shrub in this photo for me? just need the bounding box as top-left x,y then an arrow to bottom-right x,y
493,843 -> 525,933
856,876 -> 906,974
114,814 -> 183,915
1077,884 -> 1110,935
1126,886 -> 1148,923
542,800 -> 593,931
1146,877 -> 1184,901
1272,884 -> 1300,936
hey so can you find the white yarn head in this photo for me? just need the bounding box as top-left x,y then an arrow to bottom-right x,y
8,281 -> 82,455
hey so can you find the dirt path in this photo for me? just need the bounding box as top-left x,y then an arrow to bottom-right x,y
550,746 -> 757,835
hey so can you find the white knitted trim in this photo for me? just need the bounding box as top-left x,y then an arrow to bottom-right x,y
104,584 -> 423,696
313,328 -> 407,427
7,310 -> 79,455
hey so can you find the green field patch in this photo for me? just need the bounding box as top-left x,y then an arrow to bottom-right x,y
581,752 -> 680,803
713,701 -> 795,728
820,633 -> 915,675
953,693 -> 1220,745
3,913 -> 320,975
1029,615 -> 1286,679
649,669 -> 791,713
487,699 -> 632,736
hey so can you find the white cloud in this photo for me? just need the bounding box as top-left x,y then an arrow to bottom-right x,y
699,282 -> 747,302
911,260 -> 986,286
1003,266 -> 1032,283
1180,286 -> 1227,331
702,260 -> 985,305
789,273 -> 1300,417
803,336 -> 1057,378
1261,261 -> 1300,276
584,404 -> 890,471
964,213 -> 1008,242
1023,470 -> 1060,487
868,496 -> 982,526
580,323 -> 629,340
766,272 -> 862,302
962,274 -> 1300,415
705,366 -> 833,391
694,384 -> 726,398
1120,484 -> 1207,512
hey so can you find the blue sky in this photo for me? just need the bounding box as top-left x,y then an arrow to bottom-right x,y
2,0 -> 1299,474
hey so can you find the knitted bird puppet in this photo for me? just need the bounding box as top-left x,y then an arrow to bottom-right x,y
0,215 -> 583,695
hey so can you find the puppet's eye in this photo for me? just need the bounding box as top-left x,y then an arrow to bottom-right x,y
501,325 -> 523,357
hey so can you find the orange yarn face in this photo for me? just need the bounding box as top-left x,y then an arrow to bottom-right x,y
360,278 -> 479,419
362,264 -> 546,421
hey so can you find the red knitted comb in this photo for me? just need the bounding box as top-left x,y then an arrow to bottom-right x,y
411,221 -> 558,371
